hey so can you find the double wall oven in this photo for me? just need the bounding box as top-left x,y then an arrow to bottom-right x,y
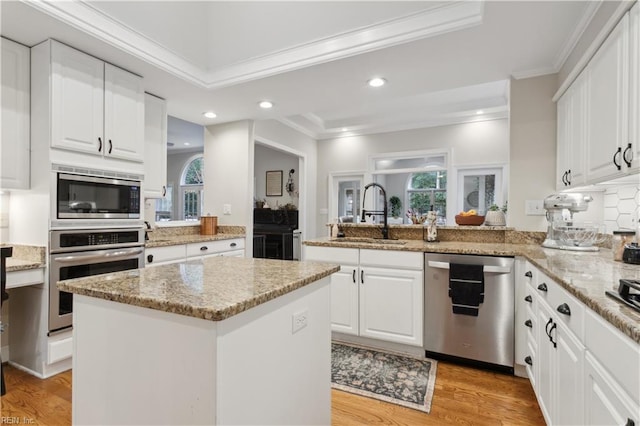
49,169 -> 145,333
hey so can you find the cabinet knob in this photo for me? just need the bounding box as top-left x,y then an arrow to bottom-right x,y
557,303 -> 571,316
613,146 -> 622,170
524,295 -> 533,303
537,283 -> 548,292
525,271 -> 532,278
200,246 -> 208,251
623,143 -> 633,167
230,242 -> 237,247
147,254 -> 153,263
162,186 -> 166,197
524,319 -> 532,328
524,356 -> 532,366
98,137 -> 102,152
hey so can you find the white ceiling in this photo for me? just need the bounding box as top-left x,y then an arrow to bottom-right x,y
1,1 -> 599,146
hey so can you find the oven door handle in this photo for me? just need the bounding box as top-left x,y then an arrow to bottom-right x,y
427,261 -> 511,274
54,247 -> 144,264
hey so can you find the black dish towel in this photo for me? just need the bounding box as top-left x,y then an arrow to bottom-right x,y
448,263 -> 484,316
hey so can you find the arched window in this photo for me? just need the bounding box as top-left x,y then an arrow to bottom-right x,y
406,171 -> 447,222
180,155 -> 204,220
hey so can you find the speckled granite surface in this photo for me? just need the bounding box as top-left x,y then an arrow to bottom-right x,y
0,244 -> 46,272
58,257 -> 339,321
151,224 -> 246,238
304,237 -> 640,344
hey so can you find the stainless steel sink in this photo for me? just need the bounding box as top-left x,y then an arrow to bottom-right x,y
330,237 -> 407,245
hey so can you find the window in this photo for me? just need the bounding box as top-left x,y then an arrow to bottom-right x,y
180,155 -> 204,220
407,172 -> 447,223
155,184 -> 173,221
457,167 -> 504,215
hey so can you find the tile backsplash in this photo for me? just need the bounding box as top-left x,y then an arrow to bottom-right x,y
603,184 -> 640,234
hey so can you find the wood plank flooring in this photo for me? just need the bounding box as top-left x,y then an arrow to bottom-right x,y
2,361 -> 543,425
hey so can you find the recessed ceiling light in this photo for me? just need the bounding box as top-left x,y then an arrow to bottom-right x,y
476,110 -> 484,115
203,111 -> 217,118
184,142 -> 190,146
259,100 -> 274,109
367,77 -> 386,88
341,128 -> 348,132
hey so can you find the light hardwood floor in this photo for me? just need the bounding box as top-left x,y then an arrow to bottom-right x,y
2,362 -> 543,425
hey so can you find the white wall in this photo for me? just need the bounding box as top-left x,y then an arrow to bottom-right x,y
254,120 -> 318,239
317,119 -> 509,236
204,120 -> 254,230
254,144 -> 299,208
0,192 -> 9,243
509,75 -> 558,231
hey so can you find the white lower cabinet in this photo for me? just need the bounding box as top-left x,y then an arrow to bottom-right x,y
517,260 -> 639,426
304,246 -> 423,347
146,238 -> 245,266
585,352 -> 638,426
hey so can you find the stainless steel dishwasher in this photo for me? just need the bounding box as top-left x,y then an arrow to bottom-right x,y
424,253 -> 514,372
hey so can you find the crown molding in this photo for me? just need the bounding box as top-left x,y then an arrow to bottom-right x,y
552,0 -> 602,72
276,117 -> 320,140
510,66 -> 557,81
23,0 -> 484,90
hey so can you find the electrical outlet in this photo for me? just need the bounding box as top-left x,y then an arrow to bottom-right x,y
525,200 -> 545,216
292,309 -> 309,334
223,204 -> 231,215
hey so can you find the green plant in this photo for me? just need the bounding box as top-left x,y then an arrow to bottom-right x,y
488,204 -> 500,211
389,196 -> 402,217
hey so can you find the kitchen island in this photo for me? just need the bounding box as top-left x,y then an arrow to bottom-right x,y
58,256 -> 339,426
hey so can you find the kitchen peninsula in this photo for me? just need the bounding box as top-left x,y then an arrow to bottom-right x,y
58,256 -> 339,426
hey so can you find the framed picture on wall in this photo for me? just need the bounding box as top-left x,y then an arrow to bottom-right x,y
266,170 -> 283,196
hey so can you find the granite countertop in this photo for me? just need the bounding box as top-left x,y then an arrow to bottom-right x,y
145,233 -> 245,248
1,244 -> 46,272
305,237 -> 640,344
58,257 -> 340,321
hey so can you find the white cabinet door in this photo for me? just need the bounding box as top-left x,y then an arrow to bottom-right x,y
144,93 -> 167,198
104,64 -> 144,163
556,91 -> 571,190
555,320 -> 585,426
586,13 -> 629,182
567,74 -> 587,187
50,41 -> 104,156
330,265 -> 359,335
585,352 -> 639,426
1,38 -> 30,189
359,266 -> 423,346
629,3 -> 640,172
536,301 -> 554,425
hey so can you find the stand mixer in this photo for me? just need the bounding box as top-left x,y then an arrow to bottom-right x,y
542,193 -> 600,252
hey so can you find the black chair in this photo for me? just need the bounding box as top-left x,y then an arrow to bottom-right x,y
1,246 -> 13,396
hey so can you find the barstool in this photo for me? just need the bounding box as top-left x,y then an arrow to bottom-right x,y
1,246 -> 13,396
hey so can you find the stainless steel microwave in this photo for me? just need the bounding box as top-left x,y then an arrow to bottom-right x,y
56,172 -> 141,220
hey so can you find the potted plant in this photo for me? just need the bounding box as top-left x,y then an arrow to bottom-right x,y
485,203 -> 507,226
389,196 -> 402,218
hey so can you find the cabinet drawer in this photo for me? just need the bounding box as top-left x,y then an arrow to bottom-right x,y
585,309 -> 640,402
547,277 -> 585,341
304,246 -> 358,264
48,335 -> 73,364
359,249 -> 422,270
6,268 -> 45,289
186,238 -> 244,257
145,245 -> 185,266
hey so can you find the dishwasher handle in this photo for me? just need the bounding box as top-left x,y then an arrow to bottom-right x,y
427,260 -> 511,274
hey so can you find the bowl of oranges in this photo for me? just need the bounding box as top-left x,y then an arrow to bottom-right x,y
455,210 -> 485,226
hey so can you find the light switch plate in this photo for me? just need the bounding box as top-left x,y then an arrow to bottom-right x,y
223,204 -> 231,215
525,200 -> 545,216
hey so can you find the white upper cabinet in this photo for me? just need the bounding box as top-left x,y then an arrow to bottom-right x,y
50,41 -> 104,156
104,64 -> 144,162
629,3 -> 640,172
556,73 -> 586,190
35,40 -> 144,171
585,12 -> 629,182
143,93 -> 167,198
1,38 -> 30,189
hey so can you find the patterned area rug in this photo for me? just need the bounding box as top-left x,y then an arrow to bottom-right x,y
331,342 -> 437,413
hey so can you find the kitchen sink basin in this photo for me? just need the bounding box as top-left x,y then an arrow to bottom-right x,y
330,237 -> 407,245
